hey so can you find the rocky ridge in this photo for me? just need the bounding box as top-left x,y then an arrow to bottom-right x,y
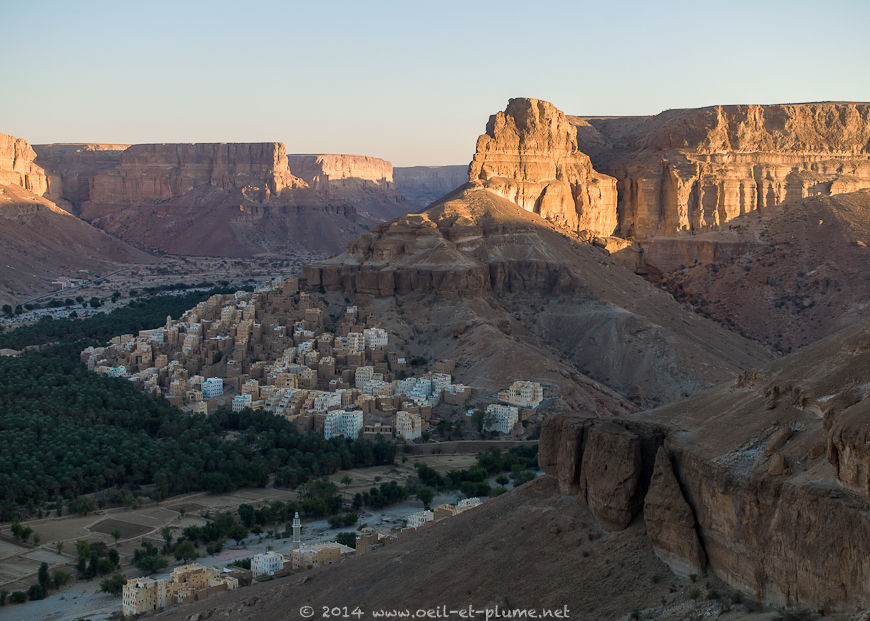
29,142 -> 446,256
639,189 -> 870,352
540,317 -> 870,610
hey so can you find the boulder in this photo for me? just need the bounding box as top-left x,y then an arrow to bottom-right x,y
643,447 -> 706,577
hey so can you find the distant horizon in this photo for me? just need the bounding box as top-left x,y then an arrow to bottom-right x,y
3,0 -> 869,166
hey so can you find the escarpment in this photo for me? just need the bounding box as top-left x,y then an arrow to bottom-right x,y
83,142 -> 305,214
468,98 -> 618,237
32,143 -> 128,211
467,99 -> 870,241
540,317 -> 870,610
0,132 -> 49,196
572,102 -> 870,238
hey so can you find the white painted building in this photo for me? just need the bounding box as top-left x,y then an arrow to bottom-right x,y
232,393 -> 252,412
202,377 -> 224,398
405,510 -> 434,529
498,380 -> 544,408
251,551 -> 285,577
363,327 -> 388,348
324,410 -> 364,440
484,403 -> 519,434
313,391 -> 342,412
354,366 -> 374,390
395,410 -> 422,440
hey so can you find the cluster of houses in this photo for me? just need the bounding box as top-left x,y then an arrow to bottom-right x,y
121,496 -> 482,616
82,278 -> 544,438
121,563 -> 240,617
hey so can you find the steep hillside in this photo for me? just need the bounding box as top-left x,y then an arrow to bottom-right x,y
636,189 -> 870,352
0,183 -> 154,305
153,478 -> 695,621
540,316 -> 870,611
305,185 -> 770,406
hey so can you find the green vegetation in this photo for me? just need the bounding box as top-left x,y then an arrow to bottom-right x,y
0,289 -> 396,519
327,512 -> 359,529
335,532 -> 357,548
99,573 -> 127,595
351,446 -> 540,510
132,542 -> 168,574
74,540 -> 120,579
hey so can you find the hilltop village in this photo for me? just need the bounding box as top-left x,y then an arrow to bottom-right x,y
82,277 -> 545,441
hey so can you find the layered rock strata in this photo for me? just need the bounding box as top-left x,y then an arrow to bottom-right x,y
83,142 -> 304,214
0,132 -> 49,196
468,98 -> 618,237
32,143 -> 128,211
572,103 -> 870,238
285,154 -> 393,193
540,317 -> 870,610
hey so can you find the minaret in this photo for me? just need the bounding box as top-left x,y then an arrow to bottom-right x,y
292,511 -> 302,551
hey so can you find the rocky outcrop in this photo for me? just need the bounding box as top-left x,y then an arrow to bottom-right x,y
573,103 -> 870,238
540,318 -> 870,610
33,143 -> 128,211
643,447 -> 706,578
393,165 -> 467,205
579,423 -> 644,530
468,98 -> 618,237
0,132 -> 48,196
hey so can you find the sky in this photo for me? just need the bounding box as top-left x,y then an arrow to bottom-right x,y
2,0 -> 869,166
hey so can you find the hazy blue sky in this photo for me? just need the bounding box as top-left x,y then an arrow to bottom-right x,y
2,0 -> 869,165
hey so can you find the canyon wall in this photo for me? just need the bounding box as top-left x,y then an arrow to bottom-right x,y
285,154 -> 393,194
468,98 -> 618,237
573,103 -> 870,238
84,142 -> 305,212
33,143 -> 128,211
393,165 -> 467,205
539,318 -> 870,610
0,132 -> 49,196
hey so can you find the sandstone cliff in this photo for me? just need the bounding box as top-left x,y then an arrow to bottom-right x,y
468,98 -> 618,237
0,132 -> 49,196
304,185 -> 769,405
32,143 -> 128,212
71,144 -> 421,255
394,165 -> 467,205
572,102 -> 870,238
285,154 -> 393,192
84,142 -> 305,214
540,317 -> 870,610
